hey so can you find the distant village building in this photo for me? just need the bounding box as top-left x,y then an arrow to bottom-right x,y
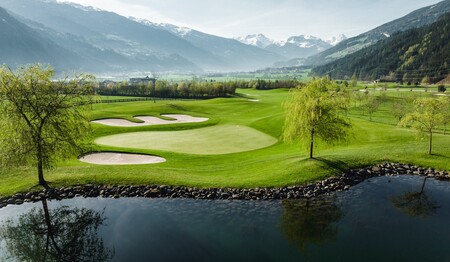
129,76 -> 156,86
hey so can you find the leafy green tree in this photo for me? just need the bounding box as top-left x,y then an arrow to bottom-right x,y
399,97 -> 445,155
365,94 -> 381,121
0,65 -> 95,187
440,96 -> 450,135
351,74 -> 358,87
283,77 -> 351,159
421,76 -> 431,86
403,73 -> 411,85
392,98 -> 411,121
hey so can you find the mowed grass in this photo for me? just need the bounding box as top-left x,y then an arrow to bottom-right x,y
96,124 -> 277,155
1,87 -> 450,197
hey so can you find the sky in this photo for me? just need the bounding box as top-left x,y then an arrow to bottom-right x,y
58,0 -> 443,40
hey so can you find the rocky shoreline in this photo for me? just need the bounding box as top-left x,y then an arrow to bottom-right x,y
1,162 -> 449,208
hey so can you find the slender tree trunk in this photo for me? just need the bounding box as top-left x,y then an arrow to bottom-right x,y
444,122 -> 447,136
309,129 -> 314,159
37,145 -> 47,188
429,129 -> 433,155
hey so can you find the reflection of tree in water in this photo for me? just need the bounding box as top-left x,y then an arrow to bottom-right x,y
0,199 -> 114,262
391,177 -> 440,217
279,195 -> 343,251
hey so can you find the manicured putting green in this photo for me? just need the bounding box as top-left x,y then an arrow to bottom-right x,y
95,125 -> 278,155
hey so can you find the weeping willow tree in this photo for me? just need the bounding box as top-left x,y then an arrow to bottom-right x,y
0,64 -> 95,187
283,77 -> 351,159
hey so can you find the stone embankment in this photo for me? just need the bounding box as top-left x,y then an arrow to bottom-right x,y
1,163 -> 449,208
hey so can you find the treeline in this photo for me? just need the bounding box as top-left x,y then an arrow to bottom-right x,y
239,79 -> 302,90
96,79 -> 301,98
312,13 -> 450,84
96,80 -> 237,98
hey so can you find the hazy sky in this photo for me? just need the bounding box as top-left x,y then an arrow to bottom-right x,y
58,0 -> 442,40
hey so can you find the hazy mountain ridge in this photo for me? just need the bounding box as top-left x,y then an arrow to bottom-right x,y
0,0 -> 209,72
133,18 -> 284,71
312,13 -> 450,83
0,7 -> 87,71
305,0 -> 450,66
0,0 -> 448,73
0,0 -> 283,72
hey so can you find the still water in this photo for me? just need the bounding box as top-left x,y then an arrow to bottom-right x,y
0,175 -> 450,261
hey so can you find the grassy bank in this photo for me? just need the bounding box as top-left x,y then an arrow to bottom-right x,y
1,88 -> 449,197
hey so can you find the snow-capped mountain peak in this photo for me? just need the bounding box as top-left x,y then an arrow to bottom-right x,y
236,33 -> 337,58
285,35 -> 331,50
326,34 -> 347,46
235,34 -> 275,48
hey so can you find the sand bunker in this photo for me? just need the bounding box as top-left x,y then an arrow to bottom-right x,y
248,99 -> 260,102
79,152 -> 166,165
91,114 -> 209,127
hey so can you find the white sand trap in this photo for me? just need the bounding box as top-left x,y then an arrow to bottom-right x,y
248,99 -> 260,102
79,152 -> 166,165
91,119 -> 144,127
92,114 -> 209,127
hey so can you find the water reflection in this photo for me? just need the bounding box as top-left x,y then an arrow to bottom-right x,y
391,177 -> 441,217
0,198 -> 114,262
279,195 -> 343,251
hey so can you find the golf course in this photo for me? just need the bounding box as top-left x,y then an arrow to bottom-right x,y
1,86 -> 450,197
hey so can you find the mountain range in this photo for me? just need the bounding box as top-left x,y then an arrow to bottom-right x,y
0,0 -> 449,74
236,34 -> 347,59
305,0 -> 450,66
312,13 -> 450,83
0,0 -> 283,73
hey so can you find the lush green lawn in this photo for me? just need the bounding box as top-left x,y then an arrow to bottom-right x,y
1,88 -> 450,197
96,124 -> 277,155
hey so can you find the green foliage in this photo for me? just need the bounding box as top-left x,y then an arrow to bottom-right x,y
399,97 -> 446,154
283,77 -> 351,158
421,76 -> 431,86
441,96 -> 450,135
96,79 -> 302,98
1,88 -> 450,196
392,97 -> 413,121
351,74 -> 358,87
313,13 -> 450,83
0,64 -> 95,185
365,94 -> 381,121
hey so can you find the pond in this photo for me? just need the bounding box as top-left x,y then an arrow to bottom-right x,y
0,175 -> 449,261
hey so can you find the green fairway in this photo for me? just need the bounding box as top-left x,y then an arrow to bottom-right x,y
96,124 -> 278,155
1,87 -> 450,197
